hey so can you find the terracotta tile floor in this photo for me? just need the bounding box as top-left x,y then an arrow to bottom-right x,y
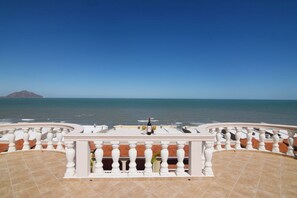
0,150 -> 296,198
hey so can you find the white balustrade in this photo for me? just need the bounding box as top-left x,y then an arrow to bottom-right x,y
215,128 -> 222,151
128,141 -> 137,176
272,130 -> 280,153
235,127 -> 242,150
56,128 -> 64,151
258,129 -> 266,151
176,141 -> 186,176
35,127 -> 42,150
144,141 -> 153,176
286,131 -> 295,156
203,141 -> 213,176
65,141 -> 76,177
246,128 -> 253,150
22,128 -> 30,150
224,127 -> 232,150
0,122 -> 80,153
94,141 -> 104,175
8,130 -> 16,152
47,128 -> 54,150
3,121 -> 296,180
111,141 -> 120,175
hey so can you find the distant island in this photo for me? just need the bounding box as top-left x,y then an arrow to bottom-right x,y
2,90 -> 43,98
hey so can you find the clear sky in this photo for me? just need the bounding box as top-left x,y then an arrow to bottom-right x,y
0,0 -> 296,99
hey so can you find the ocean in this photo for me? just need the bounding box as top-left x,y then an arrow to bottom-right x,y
0,98 -> 297,127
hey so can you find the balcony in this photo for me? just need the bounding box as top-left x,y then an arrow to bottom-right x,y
0,122 -> 296,197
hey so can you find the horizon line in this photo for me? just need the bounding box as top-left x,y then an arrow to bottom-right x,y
1,97 -> 297,101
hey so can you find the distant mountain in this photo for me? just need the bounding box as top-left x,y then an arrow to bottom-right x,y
4,90 -> 43,98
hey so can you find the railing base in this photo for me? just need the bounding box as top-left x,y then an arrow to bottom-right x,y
63,171 -> 212,179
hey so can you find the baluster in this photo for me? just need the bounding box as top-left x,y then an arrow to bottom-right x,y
224,127 -> 232,150
246,128 -> 253,150
47,128 -> 54,150
286,131 -> 294,156
35,127 -> 42,150
258,129 -> 266,151
94,141 -> 104,175
111,141 -> 120,175
272,130 -> 280,153
203,141 -> 214,176
22,128 -> 30,150
215,128 -> 222,151
160,141 -> 169,176
235,127 -> 242,150
61,128 -> 66,136
201,142 -> 205,168
176,141 -> 186,176
210,129 -> 215,152
56,128 -> 64,150
144,141 -> 153,176
8,130 -> 16,152
128,141 -> 137,176
64,141 -> 75,177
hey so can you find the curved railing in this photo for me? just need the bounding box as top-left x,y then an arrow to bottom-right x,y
0,122 -> 84,152
1,122 -> 295,179
195,122 -> 297,157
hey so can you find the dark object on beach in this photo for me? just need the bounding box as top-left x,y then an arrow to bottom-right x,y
265,132 -> 273,138
4,90 -> 43,98
182,127 -> 191,133
221,129 -> 236,140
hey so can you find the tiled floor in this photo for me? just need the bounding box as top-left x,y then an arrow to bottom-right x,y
0,150 -> 296,198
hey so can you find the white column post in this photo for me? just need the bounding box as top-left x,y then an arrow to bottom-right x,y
56,128 -> 64,150
235,127 -> 242,150
160,141 -> 169,176
76,141 -> 90,177
203,141 -> 214,176
272,130 -> 280,153
64,141 -> 76,177
47,128 -> 54,150
215,128 -> 222,151
22,128 -> 30,150
128,141 -> 137,176
224,127 -> 232,150
144,141 -> 153,176
111,141 -> 120,175
8,130 -> 16,152
286,131 -> 295,156
246,128 -> 253,150
35,127 -> 42,150
188,141 -> 202,176
258,129 -> 266,151
176,141 -> 186,176
94,141 -> 104,175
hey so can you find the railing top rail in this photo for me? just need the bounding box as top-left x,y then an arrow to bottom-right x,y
0,122 -> 84,133
196,122 -> 297,132
63,133 -> 215,142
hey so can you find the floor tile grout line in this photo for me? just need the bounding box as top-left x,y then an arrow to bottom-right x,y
279,156 -> 283,197
254,158 -> 265,198
22,152 -> 44,197
226,153 -> 252,198
5,154 -> 16,198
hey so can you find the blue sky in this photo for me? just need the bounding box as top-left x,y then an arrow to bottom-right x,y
0,0 -> 296,99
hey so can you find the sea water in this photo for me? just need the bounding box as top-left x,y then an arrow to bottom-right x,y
0,98 -> 297,127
